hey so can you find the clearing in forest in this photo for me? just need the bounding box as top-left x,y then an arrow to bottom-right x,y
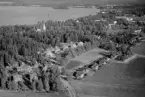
66,48 -> 108,71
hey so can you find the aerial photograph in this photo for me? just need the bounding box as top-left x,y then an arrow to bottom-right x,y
0,0 -> 145,97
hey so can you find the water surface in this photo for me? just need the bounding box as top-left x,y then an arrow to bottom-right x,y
0,6 -> 99,25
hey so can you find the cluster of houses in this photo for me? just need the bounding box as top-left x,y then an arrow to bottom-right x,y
71,51 -> 113,80
72,56 -> 111,80
38,41 -> 84,59
115,16 -> 134,22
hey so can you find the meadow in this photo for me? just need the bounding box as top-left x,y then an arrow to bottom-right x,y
66,48 -> 107,70
70,42 -> 145,97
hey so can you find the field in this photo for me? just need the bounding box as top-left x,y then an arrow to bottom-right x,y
69,43 -> 145,97
65,48 -> 108,70
0,6 -> 98,26
0,90 -> 66,97
71,56 -> 145,97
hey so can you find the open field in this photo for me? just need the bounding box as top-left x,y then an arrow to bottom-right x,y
70,56 -> 145,97
0,6 -> 98,26
66,48 -> 108,70
0,90 -> 66,97
69,43 -> 145,97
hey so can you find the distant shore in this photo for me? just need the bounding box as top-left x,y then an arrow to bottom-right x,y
0,6 -> 99,26
0,2 -> 96,9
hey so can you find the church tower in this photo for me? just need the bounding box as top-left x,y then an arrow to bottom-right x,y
42,22 -> 46,32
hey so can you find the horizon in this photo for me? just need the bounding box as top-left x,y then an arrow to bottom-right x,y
0,0 -> 143,6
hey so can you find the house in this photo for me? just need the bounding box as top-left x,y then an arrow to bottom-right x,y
76,20 -> 80,23
106,58 -> 111,61
97,36 -> 101,39
17,62 -> 33,73
116,16 -> 133,22
77,42 -> 84,46
80,73 -> 85,79
101,11 -> 106,14
108,24 -> 114,29
126,17 -> 133,22
75,5 -> 85,8
101,18 -> 107,22
37,51 -> 41,54
95,20 -> 101,22
134,29 -> 141,34
95,18 -> 107,22
70,43 -> 77,49
114,21 -> 117,24
44,49 -> 56,58
36,29 -> 41,32
95,65 -> 99,70
62,44 -> 69,50
54,46 -> 61,53
58,43 -> 68,51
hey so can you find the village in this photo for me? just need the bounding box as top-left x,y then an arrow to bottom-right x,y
24,3 -> 145,81
0,3 -> 145,97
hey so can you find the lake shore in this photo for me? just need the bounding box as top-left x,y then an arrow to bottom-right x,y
0,6 -> 99,26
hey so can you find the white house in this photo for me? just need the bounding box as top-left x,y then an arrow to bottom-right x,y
126,17 -> 133,21
44,49 -> 56,58
95,65 -> 99,70
54,46 -> 61,53
71,43 -> 77,49
108,24 -> 114,29
134,29 -> 141,33
95,20 -> 101,22
80,73 -> 85,79
76,20 -> 80,23
36,29 -> 41,32
101,11 -> 106,14
77,42 -> 84,46
114,21 -> 117,24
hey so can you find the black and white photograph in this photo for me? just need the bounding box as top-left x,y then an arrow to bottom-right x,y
0,0 -> 145,97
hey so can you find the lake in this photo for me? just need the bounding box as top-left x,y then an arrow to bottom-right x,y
0,6 -> 99,26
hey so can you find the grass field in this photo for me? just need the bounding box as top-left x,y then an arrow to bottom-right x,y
70,56 -> 145,97
0,90 -> 66,97
69,38 -> 145,97
66,48 -> 107,70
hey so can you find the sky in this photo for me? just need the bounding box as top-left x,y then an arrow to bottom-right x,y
0,0 -> 143,5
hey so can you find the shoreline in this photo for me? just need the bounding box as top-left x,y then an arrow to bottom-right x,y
70,40 -> 145,79
112,54 -> 145,64
0,6 -> 99,26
